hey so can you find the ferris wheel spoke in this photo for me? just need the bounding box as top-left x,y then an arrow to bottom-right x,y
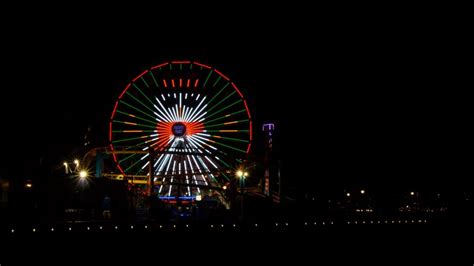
156,154 -> 171,175
152,110 -> 170,123
154,137 -> 172,150
113,120 -> 157,130
206,89 -> 236,116
205,129 -> 249,133
212,76 -> 222,87
204,119 -> 249,129
132,83 -> 155,107
208,135 -> 249,143
204,156 -> 220,169
187,138 -> 213,156
120,100 -> 156,121
188,135 -> 217,151
149,71 -> 160,88
211,140 -> 247,154
153,100 -> 173,122
202,69 -> 213,87
206,99 -> 243,120
194,134 -> 246,154
206,82 -> 230,105
185,97 -> 207,122
113,130 -> 156,133
115,109 -> 157,125
185,139 -> 210,155
139,76 -> 149,88
118,153 -> 140,164
124,154 -> 148,173
143,137 -> 159,145
125,91 -> 157,116
112,135 -> 149,144
204,109 -> 246,124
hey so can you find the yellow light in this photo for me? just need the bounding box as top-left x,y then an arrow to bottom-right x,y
244,172 -> 248,177
410,191 -> 415,196
196,194 -> 202,201
79,170 -> 88,178
222,185 -> 227,190
63,162 -> 68,167
74,159 -> 79,165
25,183 -> 32,188
346,193 -> 351,197
236,170 -> 243,177
360,190 -> 365,194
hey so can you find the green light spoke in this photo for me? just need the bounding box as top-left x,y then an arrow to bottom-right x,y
125,91 -> 156,117
140,76 -> 149,88
215,157 -> 231,168
206,99 -> 243,120
212,76 -> 221,87
113,120 -> 157,130
124,156 -> 146,172
190,63 -> 193,70
112,135 -> 149,144
220,172 -> 230,181
132,83 -> 156,108
207,82 -> 230,105
210,135 -> 249,143
180,64 -> 182,70
149,71 -> 159,88
203,70 -> 213,87
206,90 -> 236,114
205,129 -> 249,133
116,110 -> 156,126
112,130 -> 156,133
204,109 -> 246,124
169,64 -> 173,70
205,119 -> 249,129
209,174 -> 218,182
210,140 -> 247,153
119,153 -> 140,163
120,100 -> 156,121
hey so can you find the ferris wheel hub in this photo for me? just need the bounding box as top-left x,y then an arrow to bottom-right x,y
172,122 -> 186,137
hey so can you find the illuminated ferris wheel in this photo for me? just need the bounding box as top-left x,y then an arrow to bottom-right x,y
109,61 -> 252,199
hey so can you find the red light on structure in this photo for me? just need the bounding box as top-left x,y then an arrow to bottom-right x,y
119,83 -> 131,99
163,79 -> 168,88
243,100 -> 252,119
232,82 -> 244,98
194,79 -> 199,88
214,69 -> 230,81
171,61 -> 190,64
132,70 -> 148,82
193,61 -> 211,69
249,121 -> 253,141
111,101 -> 119,120
151,62 -> 169,70
109,122 -> 113,141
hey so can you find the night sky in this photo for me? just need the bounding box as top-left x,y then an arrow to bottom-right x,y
0,12 -> 470,192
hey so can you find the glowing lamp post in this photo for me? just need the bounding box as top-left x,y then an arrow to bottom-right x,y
79,170 -> 88,179
236,170 -> 248,221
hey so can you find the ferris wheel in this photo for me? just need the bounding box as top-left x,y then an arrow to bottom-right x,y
109,61 -> 252,198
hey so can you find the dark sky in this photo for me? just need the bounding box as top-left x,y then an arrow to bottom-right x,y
0,11 -> 470,190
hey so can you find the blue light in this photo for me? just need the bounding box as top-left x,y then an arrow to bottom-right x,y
159,196 -> 196,200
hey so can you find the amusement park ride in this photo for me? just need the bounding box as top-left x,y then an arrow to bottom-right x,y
80,61 -> 255,209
